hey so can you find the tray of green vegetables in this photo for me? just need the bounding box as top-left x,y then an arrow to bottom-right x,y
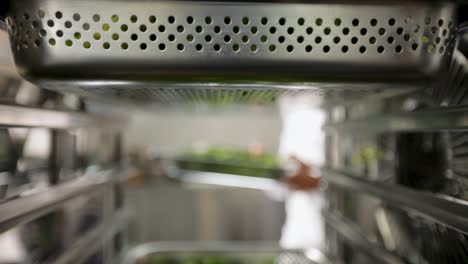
174,147 -> 284,179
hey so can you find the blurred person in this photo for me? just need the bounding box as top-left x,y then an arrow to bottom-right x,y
278,95 -> 325,250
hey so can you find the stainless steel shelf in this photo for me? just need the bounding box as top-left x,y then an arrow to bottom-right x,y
323,211 -> 405,264
323,169 -> 468,235
0,172 -> 112,234
324,105 -> 468,134
52,211 -> 129,264
0,104 -> 123,129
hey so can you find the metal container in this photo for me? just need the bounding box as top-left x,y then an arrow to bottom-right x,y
123,242 -> 330,264
5,0 -> 457,103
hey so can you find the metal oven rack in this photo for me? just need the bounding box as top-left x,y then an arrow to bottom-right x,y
322,25 -> 468,264
0,100 -> 129,264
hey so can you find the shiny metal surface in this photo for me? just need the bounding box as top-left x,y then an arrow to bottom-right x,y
323,211 -> 405,264
0,103 -> 123,129
7,0 -> 456,101
323,169 -> 468,235
52,211 -> 128,264
0,169 -> 113,235
123,241 -> 330,264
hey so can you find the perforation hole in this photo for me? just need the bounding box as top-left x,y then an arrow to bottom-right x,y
352,19 -> 359,27
55,11 -> 63,19
360,28 -> 367,35
130,15 -> 138,23
438,19 -> 444,27
204,35 -> 212,43
103,42 -> 110,49
177,25 -> 184,33
333,36 -> 341,44
242,17 -> 250,25
150,34 -> 157,41
242,35 -> 249,43
102,23 -> 110,31
387,36 -> 395,44
37,10 -> 45,19
251,27 -> 258,34
396,27 -> 403,35
56,30 -> 63,37
250,44 -> 258,53
377,46 -> 384,53
186,34 -> 194,42
83,41 -> 91,49
404,34 -> 411,41
149,15 -> 157,24
369,36 -> 376,44
224,35 -> 231,43
233,44 -> 240,52
425,17 -> 431,25
395,45 -> 402,53
178,43 -> 185,51
34,39 -> 40,47
213,44 -> 220,52
287,45 -> 294,52
187,16 -> 194,24
111,15 -> 119,23
32,21 -> 39,28
159,25 -> 166,32
83,23 -> 90,31
47,20 -> 54,27
316,18 -> 323,26
278,36 -> 285,43
412,43 -> 418,50
342,45 -> 349,53
324,27 -> 331,35
297,36 -> 304,43
112,33 -> 119,41
39,29 -> 47,37
261,17 -> 268,25
140,43 -> 147,50
269,27 -> 277,34
306,27 -> 313,35
269,45 -> 276,52
431,27 -> 437,34
323,45 -> 330,53
359,46 -> 366,53
159,43 -> 166,50
435,37 -> 441,44
65,21 -> 72,28
195,26 -> 202,33
342,28 -> 349,35
388,18 -> 396,26
279,18 -> 286,26
439,46 -> 444,54
94,33 -> 101,40
169,34 -> 176,42
305,45 -> 312,52
379,28 -> 386,35
315,36 -> 322,44
140,24 -> 147,32
121,42 -> 129,50
131,34 -> 138,41
49,38 -> 56,45
287,27 -> 294,34
334,18 -> 342,26
233,26 -> 240,34
204,16 -> 212,25
93,14 -> 100,22
351,37 -> 358,44
74,32 -> 81,40
370,19 -> 378,26
297,17 -> 305,26
213,26 -> 221,34
223,17 -> 231,25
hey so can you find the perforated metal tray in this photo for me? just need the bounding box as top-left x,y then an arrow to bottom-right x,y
123,242 -> 330,264
6,0 -> 457,103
